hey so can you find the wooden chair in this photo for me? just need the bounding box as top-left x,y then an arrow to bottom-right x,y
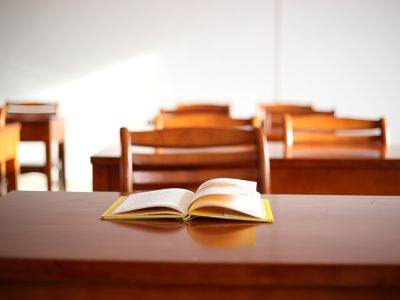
0,106 -> 6,127
147,103 -> 231,126
5,101 -> 66,191
0,106 -> 6,192
283,114 -> 391,158
257,103 -> 334,141
120,127 -> 270,194
0,121 -> 21,195
154,113 -> 261,129
161,103 -> 230,115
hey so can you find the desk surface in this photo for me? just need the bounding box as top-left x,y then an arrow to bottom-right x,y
0,191 -> 399,298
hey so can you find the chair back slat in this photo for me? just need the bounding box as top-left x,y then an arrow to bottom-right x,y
291,115 -> 382,130
155,113 -> 260,130
132,150 -> 257,167
175,103 -> 230,114
293,132 -> 384,145
130,127 -> 259,147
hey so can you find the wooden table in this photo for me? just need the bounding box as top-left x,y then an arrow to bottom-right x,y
0,191 -> 399,299
91,143 -> 400,195
6,115 -> 66,191
0,123 -> 20,195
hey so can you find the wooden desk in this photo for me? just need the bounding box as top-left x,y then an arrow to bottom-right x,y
6,115 -> 66,191
91,143 -> 400,195
0,191 -> 399,298
0,123 -> 20,195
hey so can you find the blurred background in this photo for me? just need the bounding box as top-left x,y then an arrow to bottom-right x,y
1,0 -> 399,191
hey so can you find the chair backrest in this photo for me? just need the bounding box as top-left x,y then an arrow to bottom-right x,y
257,103 -> 335,141
0,106 -> 6,127
120,126 -> 270,194
160,103 -> 230,116
6,101 -> 59,121
283,114 -> 391,157
154,113 -> 261,129
174,103 -> 230,114
260,103 -> 315,113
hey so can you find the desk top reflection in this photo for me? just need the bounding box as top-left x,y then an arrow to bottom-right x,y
1,191 -> 399,298
1,191 -> 399,267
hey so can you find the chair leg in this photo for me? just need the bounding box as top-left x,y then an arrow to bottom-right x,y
58,142 -> 66,191
45,140 -> 52,191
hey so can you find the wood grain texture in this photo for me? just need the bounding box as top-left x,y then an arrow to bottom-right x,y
0,191 -> 399,299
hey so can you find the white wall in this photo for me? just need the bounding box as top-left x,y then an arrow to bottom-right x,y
279,0 -> 400,133
0,0 -> 275,189
0,0 -> 399,190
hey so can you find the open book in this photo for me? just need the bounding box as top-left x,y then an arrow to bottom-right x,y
101,178 -> 273,223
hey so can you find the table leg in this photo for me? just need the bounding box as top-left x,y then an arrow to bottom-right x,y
58,142 -> 66,191
45,139 -> 52,191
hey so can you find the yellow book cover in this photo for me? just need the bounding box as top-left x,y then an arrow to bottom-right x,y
101,178 -> 273,223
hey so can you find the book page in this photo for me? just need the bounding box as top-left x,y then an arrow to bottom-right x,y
196,178 -> 257,194
192,186 -> 260,203
193,178 -> 259,205
189,178 -> 266,220
111,189 -> 195,216
189,194 -> 266,220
